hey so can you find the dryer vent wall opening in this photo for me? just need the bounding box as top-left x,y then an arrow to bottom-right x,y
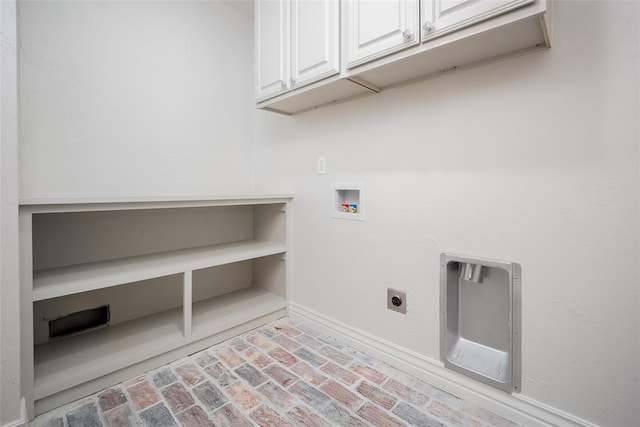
440,254 -> 521,393
47,305 -> 110,339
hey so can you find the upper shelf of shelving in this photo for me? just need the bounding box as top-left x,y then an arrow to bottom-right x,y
20,194 -> 294,213
33,240 -> 287,302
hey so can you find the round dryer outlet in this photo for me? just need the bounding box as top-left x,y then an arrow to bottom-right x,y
387,288 -> 407,314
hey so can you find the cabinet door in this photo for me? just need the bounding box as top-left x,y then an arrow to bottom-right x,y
421,0 -> 533,41
256,0 -> 290,100
291,0 -> 340,88
347,0 -> 419,68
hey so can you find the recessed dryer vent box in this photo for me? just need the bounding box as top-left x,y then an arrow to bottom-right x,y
440,253 -> 521,393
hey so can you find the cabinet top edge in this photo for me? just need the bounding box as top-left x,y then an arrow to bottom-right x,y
19,194 -> 294,211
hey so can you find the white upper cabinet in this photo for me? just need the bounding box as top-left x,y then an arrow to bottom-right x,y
347,0 -> 419,68
256,0 -> 290,100
421,0 -> 534,41
256,0 -> 339,101
257,0 -> 549,114
291,0 -> 340,88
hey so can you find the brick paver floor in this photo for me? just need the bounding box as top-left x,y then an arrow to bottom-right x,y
31,318 -> 518,427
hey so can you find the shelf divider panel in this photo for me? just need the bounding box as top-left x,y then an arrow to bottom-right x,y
183,271 -> 192,338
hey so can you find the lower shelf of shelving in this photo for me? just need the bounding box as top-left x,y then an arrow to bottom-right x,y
34,287 -> 286,401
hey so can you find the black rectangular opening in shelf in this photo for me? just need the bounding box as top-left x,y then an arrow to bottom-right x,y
48,305 -> 110,339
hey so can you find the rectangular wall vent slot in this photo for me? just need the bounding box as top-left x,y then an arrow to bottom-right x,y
48,305 -> 110,339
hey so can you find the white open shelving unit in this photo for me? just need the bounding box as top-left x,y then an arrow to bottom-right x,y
19,195 -> 292,417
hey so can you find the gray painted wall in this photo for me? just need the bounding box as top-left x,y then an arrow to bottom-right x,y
18,0 -> 255,197
253,1 -> 640,425
1,0 -> 21,424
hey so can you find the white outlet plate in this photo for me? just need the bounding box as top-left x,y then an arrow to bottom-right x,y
317,157 -> 327,174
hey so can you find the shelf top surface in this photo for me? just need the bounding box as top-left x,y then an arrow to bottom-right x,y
19,193 -> 294,212
33,239 -> 287,301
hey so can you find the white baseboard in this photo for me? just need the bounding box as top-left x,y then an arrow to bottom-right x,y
290,302 -> 595,427
2,398 -> 27,427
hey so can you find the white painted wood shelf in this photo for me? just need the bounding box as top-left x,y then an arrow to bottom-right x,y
19,193 -> 293,207
20,195 -> 292,418
191,287 -> 287,338
34,287 -> 286,400
33,240 -> 287,301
